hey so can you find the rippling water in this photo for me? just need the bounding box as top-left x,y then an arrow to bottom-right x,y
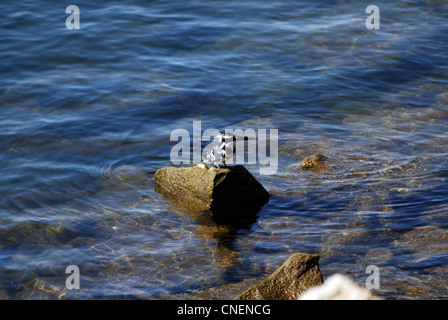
1,0 -> 448,299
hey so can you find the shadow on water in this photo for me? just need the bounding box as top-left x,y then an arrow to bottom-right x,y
153,178 -> 264,289
360,50 -> 438,92
329,43 -> 443,104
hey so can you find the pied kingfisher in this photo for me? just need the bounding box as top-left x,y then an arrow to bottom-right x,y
202,132 -> 238,168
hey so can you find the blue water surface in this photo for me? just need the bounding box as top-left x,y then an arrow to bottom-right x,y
1,0 -> 448,299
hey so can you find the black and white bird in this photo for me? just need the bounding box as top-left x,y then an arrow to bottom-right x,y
202,132 -> 238,168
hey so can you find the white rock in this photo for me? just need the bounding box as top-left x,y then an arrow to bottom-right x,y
299,274 -> 379,300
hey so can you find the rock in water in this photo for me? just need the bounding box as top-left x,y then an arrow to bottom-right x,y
153,164 -> 269,220
299,153 -> 332,171
237,253 -> 323,300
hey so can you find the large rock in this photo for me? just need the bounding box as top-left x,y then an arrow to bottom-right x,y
153,164 -> 269,220
237,253 -> 323,300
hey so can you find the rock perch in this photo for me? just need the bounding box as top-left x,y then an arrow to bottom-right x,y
153,164 -> 269,220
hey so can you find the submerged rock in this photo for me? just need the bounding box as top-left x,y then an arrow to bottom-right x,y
237,253 -> 323,300
298,153 -> 332,171
394,225 -> 448,265
153,164 -> 269,220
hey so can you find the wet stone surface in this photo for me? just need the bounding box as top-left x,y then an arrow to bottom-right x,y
296,153 -> 333,172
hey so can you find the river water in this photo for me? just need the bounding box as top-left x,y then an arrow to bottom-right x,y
1,0 -> 448,299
